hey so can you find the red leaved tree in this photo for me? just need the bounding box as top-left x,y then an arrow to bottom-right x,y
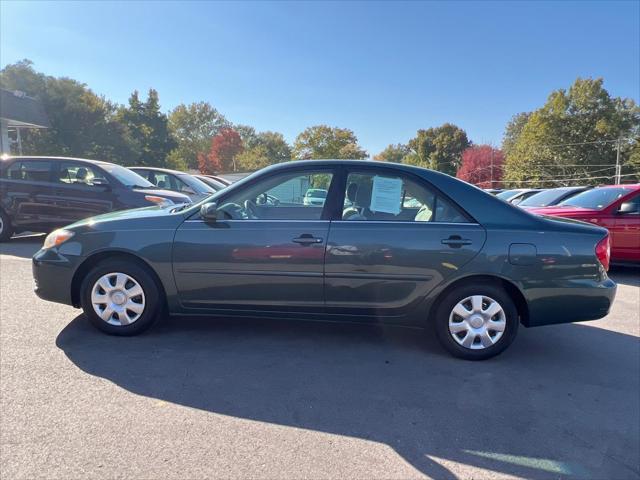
456,145 -> 504,188
198,128 -> 244,174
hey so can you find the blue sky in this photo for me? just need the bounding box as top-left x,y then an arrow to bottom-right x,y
1,1 -> 638,156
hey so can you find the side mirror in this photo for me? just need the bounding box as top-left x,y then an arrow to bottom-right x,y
200,202 -> 218,222
618,201 -> 638,214
92,178 -> 111,190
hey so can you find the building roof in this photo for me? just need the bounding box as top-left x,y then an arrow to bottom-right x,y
0,89 -> 50,128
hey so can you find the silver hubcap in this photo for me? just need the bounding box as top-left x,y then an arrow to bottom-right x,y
91,272 -> 145,326
449,295 -> 506,350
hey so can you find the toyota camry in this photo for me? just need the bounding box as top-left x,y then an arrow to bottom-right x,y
32,160 -> 616,360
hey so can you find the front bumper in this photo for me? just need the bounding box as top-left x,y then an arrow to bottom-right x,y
32,248 -> 80,306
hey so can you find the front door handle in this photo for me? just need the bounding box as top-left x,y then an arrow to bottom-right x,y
293,234 -> 323,245
441,235 -> 472,248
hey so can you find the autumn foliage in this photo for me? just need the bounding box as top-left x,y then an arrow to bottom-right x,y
198,128 -> 243,174
456,145 -> 504,188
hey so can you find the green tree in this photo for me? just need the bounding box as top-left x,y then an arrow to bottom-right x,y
292,125 -> 367,160
236,131 -> 291,171
116,89 -> 175,167
406,124 -> 470,175
502,112 -> 531,157
234,124 -> 259,149
167,102 -> 229,169
0,59 -> 131,161
503,78 -> 640,187
374,143 -> 410,162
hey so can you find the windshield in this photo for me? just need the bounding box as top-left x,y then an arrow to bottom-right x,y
496,189 -> 522,199
520,188 -> 575,207
558,187 -> 632,210
101,164 -> 154,188
179,174 -> 215,194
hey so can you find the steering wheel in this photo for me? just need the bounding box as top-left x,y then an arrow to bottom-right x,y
244,199 -> 259,219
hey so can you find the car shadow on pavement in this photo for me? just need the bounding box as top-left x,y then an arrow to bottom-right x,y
0,234 -> 45,259
56,314 -> 640,479
609,266 -> 640,287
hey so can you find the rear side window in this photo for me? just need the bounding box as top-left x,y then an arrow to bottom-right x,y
342,171 -> 470,223
5,161 -> 52,182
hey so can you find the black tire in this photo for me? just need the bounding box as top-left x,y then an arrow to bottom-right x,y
0,209 -> 13,242
434,282 -> 519,360
80,259 -> 163,335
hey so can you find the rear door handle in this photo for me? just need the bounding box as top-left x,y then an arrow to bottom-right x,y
441,236 -> 472,248
293,235 -> 323,245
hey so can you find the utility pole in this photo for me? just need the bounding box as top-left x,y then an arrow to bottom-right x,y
490,149 -> 494,186
615,138 -> 622,184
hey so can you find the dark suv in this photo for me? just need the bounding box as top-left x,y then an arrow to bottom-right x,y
0,156 -> 190,241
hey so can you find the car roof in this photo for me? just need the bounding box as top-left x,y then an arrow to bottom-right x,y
1,155 -> 114,167
596,183 -> 640,190
128,166 -> 188,175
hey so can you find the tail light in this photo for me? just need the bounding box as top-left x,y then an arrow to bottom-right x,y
595,235 -> 610,271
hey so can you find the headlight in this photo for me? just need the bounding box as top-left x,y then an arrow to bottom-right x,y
43,229 -> 75,250
145,195 -> 174,206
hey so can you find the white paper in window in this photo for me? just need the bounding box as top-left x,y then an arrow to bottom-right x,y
369,176 -> 403,214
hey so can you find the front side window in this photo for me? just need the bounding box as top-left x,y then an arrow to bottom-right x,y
342,171 -> 469,223
57,162 -> 108,186
5,161 -> 51,182
217,171 -> 334,220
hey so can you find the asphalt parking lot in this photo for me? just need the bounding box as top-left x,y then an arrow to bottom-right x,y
1,236 -> 638,480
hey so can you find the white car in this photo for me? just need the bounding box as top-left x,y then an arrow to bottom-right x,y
303,188 -> 328,206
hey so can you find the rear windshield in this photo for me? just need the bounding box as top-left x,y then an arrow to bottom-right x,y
496,189 -> 521,199
101,164 -> 154,188
520,188 -> 574,207
558,187 -> 632,210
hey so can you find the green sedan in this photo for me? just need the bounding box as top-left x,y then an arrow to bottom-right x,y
32,160 -> 616,360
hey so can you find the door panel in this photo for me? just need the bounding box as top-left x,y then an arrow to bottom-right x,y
613,195 -> 640,262
324,222 -> 485,318
173,220 -> 329,310
52,162 -> 114,224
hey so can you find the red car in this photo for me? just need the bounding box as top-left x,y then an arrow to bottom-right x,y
529,184 -> 640,264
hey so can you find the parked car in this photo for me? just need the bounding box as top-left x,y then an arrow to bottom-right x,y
0,156 -> 190,242
33,160 -> 617,359
129,167 -> 214,201
483,188 -> 503,195
194,174 -> 228,191
496,188 -> 543,205
303,188 -> 328,206
518,186 -> 592,209
204,175 -> 232,186
528,184 -> 640,264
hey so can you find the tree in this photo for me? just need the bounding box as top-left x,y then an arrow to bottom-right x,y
116,89 -> 175,167
199,128 -> 243,174
503,77 -> 640,187
456,145 -> 504,188
168,102 -> 229,169
0,60 -> 131,162
292,125 -> 367,159
374,143 -> 410,162
502,112 -> 531,157
236,131 -> 291,171
234,124 -> 259,150
406,123 -> 470,175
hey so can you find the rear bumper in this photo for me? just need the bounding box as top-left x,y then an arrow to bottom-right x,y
525,277 -> 617,327
32,248 -> 79,306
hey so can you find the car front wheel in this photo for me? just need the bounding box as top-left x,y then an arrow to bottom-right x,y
434,283 -> 519,360
80,259 -> 162,335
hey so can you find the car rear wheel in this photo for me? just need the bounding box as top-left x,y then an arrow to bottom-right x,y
80,260 -> 162,335
434,283 -> 519,360
0,210 -> 13,242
